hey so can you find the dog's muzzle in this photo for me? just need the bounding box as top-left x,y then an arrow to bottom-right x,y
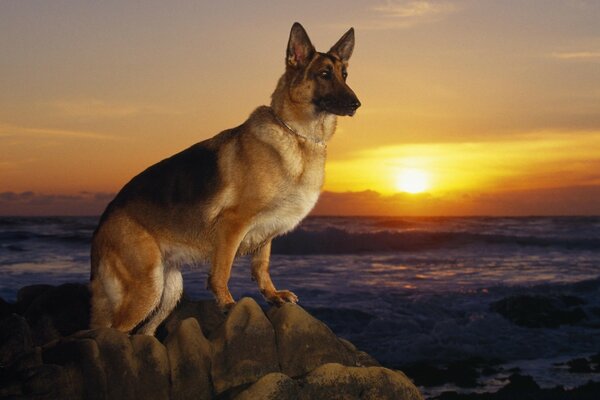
315,96 -> 361,116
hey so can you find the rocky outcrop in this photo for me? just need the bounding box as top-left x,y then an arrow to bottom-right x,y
490,294 -> 587,328
0,283 -> 423,400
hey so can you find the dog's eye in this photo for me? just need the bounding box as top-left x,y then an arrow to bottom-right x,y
319,70 -> 332,80
342,70 -> 348,80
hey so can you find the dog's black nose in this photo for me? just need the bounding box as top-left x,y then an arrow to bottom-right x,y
351,99 -> 361,109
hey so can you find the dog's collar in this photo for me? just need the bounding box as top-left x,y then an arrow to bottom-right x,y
270,109 -> 326,147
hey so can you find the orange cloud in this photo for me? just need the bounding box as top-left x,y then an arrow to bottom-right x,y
0,191 -> 114,216
312,186 -> 600,216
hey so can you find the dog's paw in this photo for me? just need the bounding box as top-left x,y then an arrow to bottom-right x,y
265,290 -> 299,306
216,299 -> 236,315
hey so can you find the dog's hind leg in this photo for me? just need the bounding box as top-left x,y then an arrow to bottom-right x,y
90,218 -> 165,333
136,265 -> 183,335
251,240 -> 298,305
89,275 -> 116,329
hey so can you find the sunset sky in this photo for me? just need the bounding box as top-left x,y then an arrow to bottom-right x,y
1,0 -> 600,216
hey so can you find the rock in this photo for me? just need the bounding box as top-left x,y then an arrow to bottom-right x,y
432,376 -> 600,399
2,285 -> 423,400
0,296 -> 14,318
16,284 -> 53,312
211,297 -> 279,394
567,358 -> 593,373
381,358 -> 501,390
0,314 -> 32,366
299,363 -> 423,400
268,303 -> 373,377
401,363 -> 447,387
236,364 -> 422,400
23,283 -> 90,345
131,334 -> 171,400
20,364 -> 70,399
41,331 -> 171,400
42,337 -> 106,399
159,295 -> 225,339
560,295 -> 587,307
164,318 -> 213,400
444,360 -> 481,388
233,372 -> 300,400
495,373 -> 540,398
490,294 -> 587,328
83,328 -> 138,399
10,346 -> 43,372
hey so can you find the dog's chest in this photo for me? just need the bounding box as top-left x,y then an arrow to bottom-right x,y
241,165 -> 323,251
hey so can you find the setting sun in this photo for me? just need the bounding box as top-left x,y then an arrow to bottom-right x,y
395,168 -> 430,194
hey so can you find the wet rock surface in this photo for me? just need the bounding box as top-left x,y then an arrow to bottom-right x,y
0,283 -> 422,400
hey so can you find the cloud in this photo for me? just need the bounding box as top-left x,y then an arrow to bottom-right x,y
550,51 -> 600,61
373,0 -> 455,18
363,0 -> 457,29
4,185 -> 600,217
49,99 -> 181,119
312,186 -> 600,216
0,123 -> 118,141
0,191 -> 115,216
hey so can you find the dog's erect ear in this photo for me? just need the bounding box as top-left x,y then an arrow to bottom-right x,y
287,22 -> 315,68
329,27 -> 355,63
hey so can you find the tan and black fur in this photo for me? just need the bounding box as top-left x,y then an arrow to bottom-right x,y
90,22 -> 360,335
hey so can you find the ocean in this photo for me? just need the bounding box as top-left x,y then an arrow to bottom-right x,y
1,216 -> 599,397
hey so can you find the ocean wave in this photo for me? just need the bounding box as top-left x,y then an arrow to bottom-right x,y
0,231 -> 92,244
1,217 -> 599,254
271,227 -> 600,254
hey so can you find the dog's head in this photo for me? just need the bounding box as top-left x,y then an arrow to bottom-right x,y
285,22 -> 361,117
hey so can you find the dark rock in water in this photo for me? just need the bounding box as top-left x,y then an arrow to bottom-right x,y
402,358 -> 491,389
490,294 -> 587,328
497,373 -> 540,396
433,374 -> 600,400
402,363 -> 447,387
560,295 -> 587,307
590,307 -> 600,318
591,353 -> 600,363
0,283 -> 423,400
445,361 -> 480,388
567,358 -> 593,373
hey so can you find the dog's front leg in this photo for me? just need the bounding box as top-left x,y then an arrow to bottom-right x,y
251,240 -> 298,306
208,216 -> 247,311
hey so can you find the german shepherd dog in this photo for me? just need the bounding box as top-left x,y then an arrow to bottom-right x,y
90,22 -> 360,335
